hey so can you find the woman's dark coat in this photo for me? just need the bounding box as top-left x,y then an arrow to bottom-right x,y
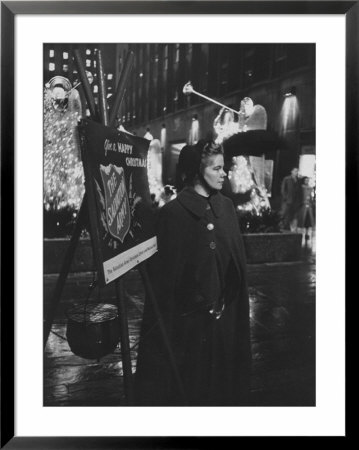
135,187 -> 251,406
297,185 -> 315,228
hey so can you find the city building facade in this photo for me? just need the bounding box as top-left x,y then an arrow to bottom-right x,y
44,43 -> 315,206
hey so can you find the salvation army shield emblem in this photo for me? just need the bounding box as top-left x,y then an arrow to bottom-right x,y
99,164 -> 131,243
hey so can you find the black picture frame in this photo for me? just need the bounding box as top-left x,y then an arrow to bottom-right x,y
1,1 -> 354,447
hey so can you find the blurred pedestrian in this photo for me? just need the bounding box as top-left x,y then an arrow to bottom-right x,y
150,193 -> 159,210
135,140 -> 251,406
280,167 -> 300,231
297,176 -> 315,245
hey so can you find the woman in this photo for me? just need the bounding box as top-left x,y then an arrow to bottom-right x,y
135,140 -> 251,406
297,176 -> 315,244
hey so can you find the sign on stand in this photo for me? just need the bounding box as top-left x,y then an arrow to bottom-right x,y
79,119 -> 157,285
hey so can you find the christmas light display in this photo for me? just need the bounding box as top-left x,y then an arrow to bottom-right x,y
43,84 -> 85,214
236,187 -> 271,216
213,108 -> 239,144
146,139 -> 165,204
228,156 -> 254,194
228,156 -> 270,216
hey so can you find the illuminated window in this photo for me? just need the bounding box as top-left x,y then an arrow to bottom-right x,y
86,59 -> 91,67
86,49 -> 91,55
107,93 -> 113,98
189,116 -> 199,145
93,85 -> 98,93
63,52 -> 68,60
299,153 -> 316,182
160,125 -> 167,149
62,64 -> 69,72
49,49 -> 54,57
49,63 -> 55,71
107,73 -> 113,80
280,95 -> 299,134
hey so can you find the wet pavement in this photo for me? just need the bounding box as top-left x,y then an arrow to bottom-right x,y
44,243 -> 315,407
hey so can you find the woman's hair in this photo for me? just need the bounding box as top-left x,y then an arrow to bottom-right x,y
200,140 -> 224,162
177,140 -> 224,188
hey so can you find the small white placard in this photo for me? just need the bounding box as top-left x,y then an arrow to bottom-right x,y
103,236 -> 158,283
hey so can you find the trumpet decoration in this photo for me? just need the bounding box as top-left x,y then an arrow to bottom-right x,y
183,82 -> 267,143
183,82 -> 240,116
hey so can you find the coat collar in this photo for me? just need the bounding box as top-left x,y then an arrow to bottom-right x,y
176,187 -> 223,218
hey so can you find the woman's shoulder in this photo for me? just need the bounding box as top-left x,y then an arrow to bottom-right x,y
158,197 -> 183,218
218,191 -> 236,210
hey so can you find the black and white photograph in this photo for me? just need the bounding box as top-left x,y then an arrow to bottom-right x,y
43,42 -> 316,407
3,3 -> 350,444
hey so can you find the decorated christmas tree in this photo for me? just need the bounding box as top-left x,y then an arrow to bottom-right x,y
43,78 -> 85,236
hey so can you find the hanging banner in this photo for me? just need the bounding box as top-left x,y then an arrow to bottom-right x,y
78,119 -> 157,285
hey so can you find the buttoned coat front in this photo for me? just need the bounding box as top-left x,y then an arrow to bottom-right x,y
135,187 -> 251,406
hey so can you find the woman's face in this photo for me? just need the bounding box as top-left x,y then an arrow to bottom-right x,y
201,154 -> 226,191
